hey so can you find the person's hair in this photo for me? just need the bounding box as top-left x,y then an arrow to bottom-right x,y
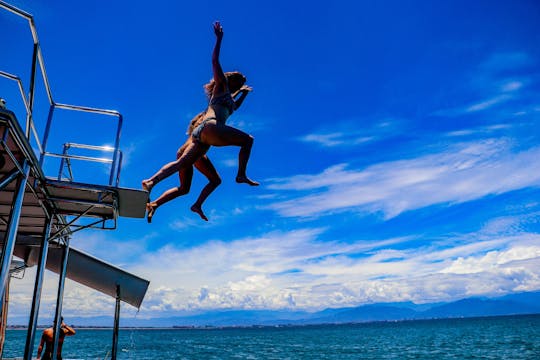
203,71 -> 246,98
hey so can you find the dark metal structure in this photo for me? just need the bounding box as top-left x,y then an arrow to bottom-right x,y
0,2 -> 150,359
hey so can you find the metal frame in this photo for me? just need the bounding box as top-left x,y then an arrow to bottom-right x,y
0,2 -> 123,188
40,104 -> 123,187
0,2 -> 148,359
0,160 -> 30,301
51,237 -> 69,360
111,285 -> 121,360
23,218 -> 52,360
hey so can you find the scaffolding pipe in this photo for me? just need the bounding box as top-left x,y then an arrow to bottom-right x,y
0,168 -> 21,191
26,42 -> 38,138
51,238 -> 70,360
0,160 -> 29,301
23,218 -> 52,360
111,285 -> 121,360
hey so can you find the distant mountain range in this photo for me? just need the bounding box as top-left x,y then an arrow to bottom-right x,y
9,291 -> 540,328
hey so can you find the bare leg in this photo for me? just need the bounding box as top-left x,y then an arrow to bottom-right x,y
200,123 -> 259,186
191,155 -> 222,221
142,140 -> 208,194
146,166 -> 194,223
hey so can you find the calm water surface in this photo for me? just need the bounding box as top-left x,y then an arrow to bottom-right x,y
3,315 -> 540,359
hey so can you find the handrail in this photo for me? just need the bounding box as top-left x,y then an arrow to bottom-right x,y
0,0 -> 124,186
50,142 -> 123,186
0,71 -> 43,154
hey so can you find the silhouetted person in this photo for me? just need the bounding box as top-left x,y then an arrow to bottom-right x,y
36,317 -> 75,360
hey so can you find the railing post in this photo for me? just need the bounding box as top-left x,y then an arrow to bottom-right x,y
0,160 -> 29,301
26,42 -> 38,138
58,143 -> 70,181
51,238 -> 70,359
109,114 -> 122,185
23,217 -> 52,360
111,285 -> 121,360
39,104 -> 55,167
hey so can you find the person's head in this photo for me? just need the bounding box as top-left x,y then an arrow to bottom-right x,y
204,71 -> 246,97
225,71 -> 246,93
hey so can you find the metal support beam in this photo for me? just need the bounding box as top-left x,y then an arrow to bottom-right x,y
39,104 -> 55,168
111,285 -> 121,360
0,160 -> 29,301
26,42 -> 38,138
51,237 -> 69,359
0,168 -> 21,191
23,218 -> 52,360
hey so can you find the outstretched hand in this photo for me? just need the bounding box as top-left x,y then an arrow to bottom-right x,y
213,21 -> 223,39
240,85 -> 253,92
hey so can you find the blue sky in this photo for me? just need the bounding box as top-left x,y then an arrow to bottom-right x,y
2,0 -> 540,321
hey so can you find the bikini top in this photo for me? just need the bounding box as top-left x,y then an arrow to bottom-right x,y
209,91 -> 235,114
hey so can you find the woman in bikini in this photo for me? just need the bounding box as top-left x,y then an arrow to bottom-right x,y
142,21 -> 259,222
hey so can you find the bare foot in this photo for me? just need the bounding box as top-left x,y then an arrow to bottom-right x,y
236,175 -> 259,186
146,202 -> 157,223
142,179 -> 153,193
191,204 -> 208,221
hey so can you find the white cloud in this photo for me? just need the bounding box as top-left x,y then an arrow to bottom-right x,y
8,221 -> 540,317
440,246 -> 540,274
266,140 -> 540,219
299,119 -> 399,148
465,94 -> 511,112
445,124 -> 512,137
300,132 -> 374,147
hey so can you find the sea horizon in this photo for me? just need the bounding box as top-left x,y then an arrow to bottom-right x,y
7,313 -> 540,330
4,314 -> 540,359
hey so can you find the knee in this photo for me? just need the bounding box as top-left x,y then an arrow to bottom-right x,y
243,135 -> 254,147
177,184 -> 190,195
212,177 -> 222,187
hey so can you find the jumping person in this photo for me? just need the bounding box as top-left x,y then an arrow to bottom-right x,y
146,112 -> 222,223
36,317 -> 76,360
142,21 -> 258,222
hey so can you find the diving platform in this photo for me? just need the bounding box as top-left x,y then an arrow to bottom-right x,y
0,108 -> 148,237
0,1 -> 150,359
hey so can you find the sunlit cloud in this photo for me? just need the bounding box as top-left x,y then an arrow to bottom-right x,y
266,140 -> 540,219
7,213 -> 540,319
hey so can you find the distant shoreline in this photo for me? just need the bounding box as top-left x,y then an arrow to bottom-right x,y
7,313 -> 540,331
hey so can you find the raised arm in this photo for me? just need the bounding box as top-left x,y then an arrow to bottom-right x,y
61,321 -> 76,336
212,21 -> 227,95
232,85 -> 252,110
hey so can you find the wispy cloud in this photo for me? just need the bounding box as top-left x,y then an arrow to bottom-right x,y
266,140 -> 540,219
300,132 -> 375,147
465,94 -> 512,113
299,120 -> 398,148
433,52 -> 532,117
445,124 -> 512,137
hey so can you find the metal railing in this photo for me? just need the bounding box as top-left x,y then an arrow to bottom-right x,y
0,0 -> 123,186
51,142 -> 123,187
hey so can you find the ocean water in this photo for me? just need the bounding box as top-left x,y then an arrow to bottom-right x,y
3,315 -> 540,359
